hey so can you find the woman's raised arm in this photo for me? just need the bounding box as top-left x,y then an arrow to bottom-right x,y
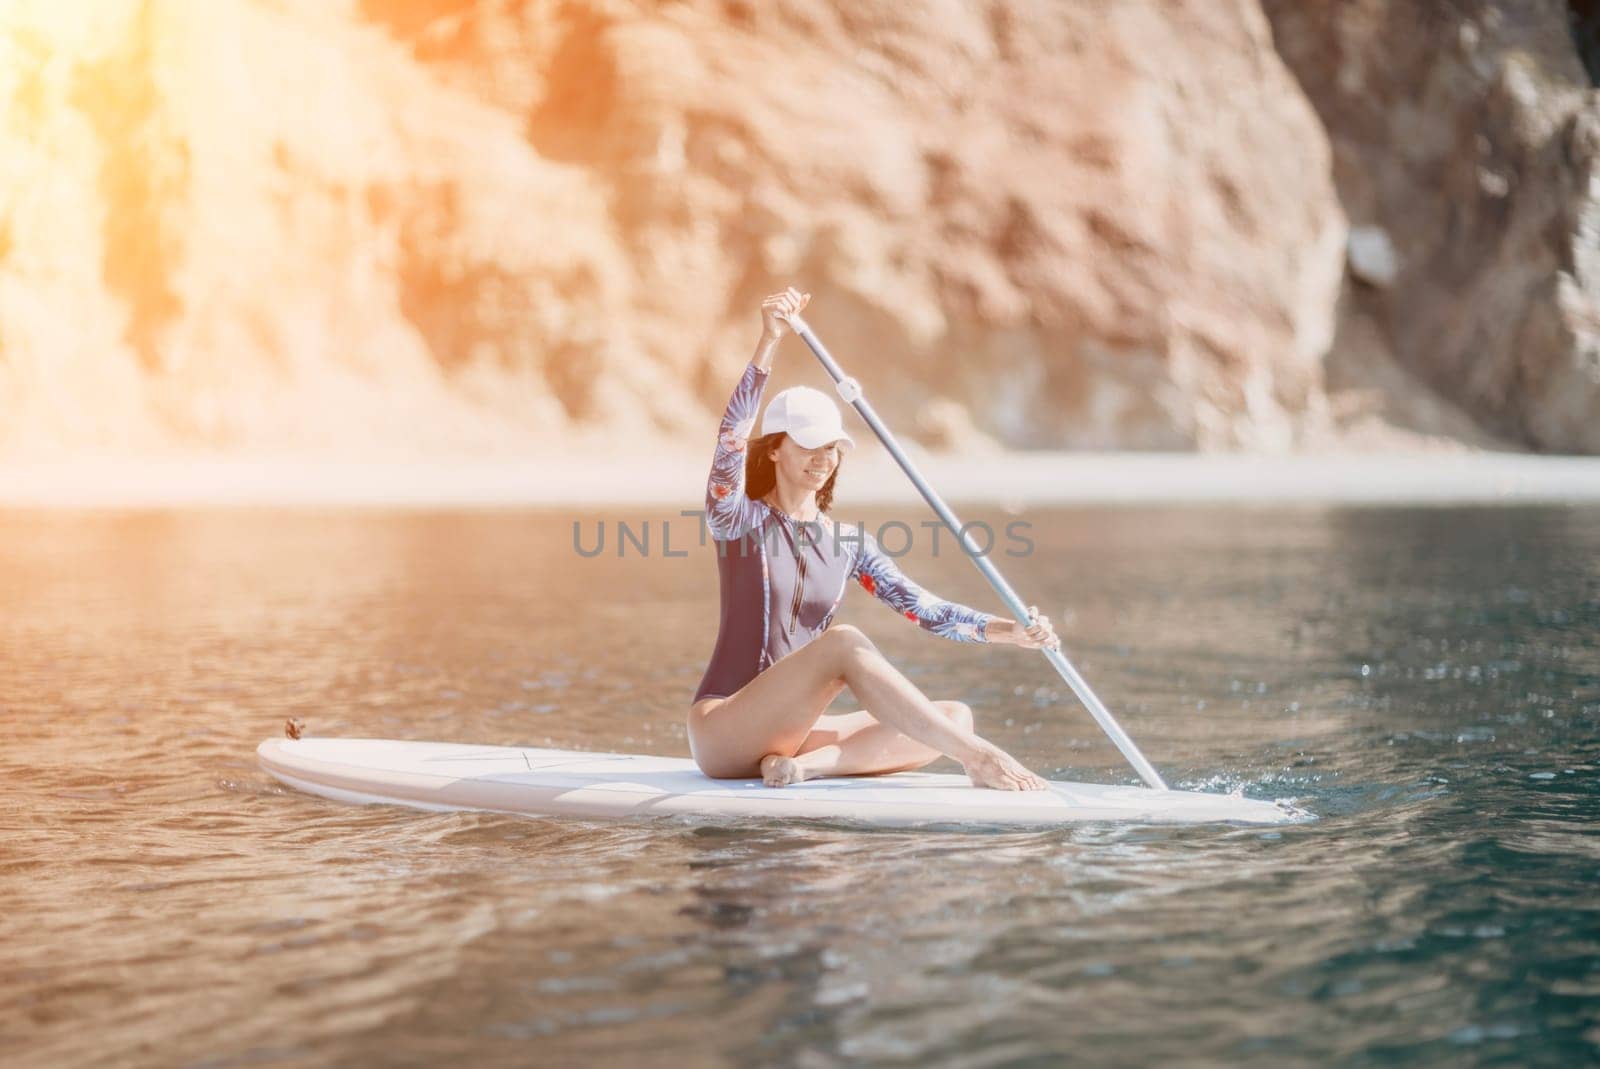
703,288 -> 810,540
704,360 -> 768,540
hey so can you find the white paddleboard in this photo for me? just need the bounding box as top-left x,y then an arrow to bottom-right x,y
257,737 -> 1310,829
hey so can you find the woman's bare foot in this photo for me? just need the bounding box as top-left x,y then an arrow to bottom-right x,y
962,744 -> 1048,791
760,753 -> 808,787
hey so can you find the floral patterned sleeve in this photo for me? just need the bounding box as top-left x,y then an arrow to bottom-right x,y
704,362 -> 769,540
850,528 -> 995,643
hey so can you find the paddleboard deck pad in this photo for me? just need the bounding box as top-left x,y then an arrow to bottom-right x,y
257,737 -> 1311,828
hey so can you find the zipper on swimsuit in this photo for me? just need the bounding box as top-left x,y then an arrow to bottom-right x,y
788,546 -> 806,633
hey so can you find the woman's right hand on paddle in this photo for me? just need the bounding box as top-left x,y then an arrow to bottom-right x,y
761,287 -> 810,340
1000,606 -> 1060,650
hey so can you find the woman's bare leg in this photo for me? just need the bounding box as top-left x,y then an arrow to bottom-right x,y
688,625 -> 1044,791
759,702 -> 978,786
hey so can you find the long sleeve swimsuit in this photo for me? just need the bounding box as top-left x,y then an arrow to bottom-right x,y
692,362 -> 996,704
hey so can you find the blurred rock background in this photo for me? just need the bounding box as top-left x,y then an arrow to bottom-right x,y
0,0 -> 1594,460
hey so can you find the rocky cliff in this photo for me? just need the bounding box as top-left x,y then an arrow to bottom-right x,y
1265,0 -> 1600,454
0,1 -> 1591,459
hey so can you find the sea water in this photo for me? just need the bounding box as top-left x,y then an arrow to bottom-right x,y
2,505 -> 1595,1067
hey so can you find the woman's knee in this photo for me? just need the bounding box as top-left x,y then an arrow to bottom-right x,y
821,625 -> 880,684
821,624 -> 876,660
936,700 -> 974,732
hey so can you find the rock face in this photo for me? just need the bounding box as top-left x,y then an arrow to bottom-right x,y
0,1 -> 1368,458
383,0 -> 1351,450
1264,0 -> 1600,454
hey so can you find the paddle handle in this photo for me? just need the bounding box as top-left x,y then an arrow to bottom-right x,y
783,313 -> 1169,791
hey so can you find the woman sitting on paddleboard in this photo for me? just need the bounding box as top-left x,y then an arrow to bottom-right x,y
689,287 -> 1058,791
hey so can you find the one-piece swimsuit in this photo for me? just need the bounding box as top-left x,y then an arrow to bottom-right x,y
692,363 -> 995,705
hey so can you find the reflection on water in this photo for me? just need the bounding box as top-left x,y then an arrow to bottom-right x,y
2,506 -> 1596,1067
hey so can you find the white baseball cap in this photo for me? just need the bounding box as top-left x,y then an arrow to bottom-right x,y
761,386 -> 855,450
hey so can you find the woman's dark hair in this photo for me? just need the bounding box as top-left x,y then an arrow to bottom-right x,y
745,432 -> 840,513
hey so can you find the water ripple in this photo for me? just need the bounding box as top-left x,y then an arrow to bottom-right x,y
2,506 -> 1597,1066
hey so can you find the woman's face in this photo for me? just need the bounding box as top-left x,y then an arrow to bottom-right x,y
769,435 -> 841,495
